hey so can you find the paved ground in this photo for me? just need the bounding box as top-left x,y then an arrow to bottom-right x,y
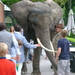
23,50 -> 75,75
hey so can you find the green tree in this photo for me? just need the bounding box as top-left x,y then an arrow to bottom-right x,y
2,0 -> 21,6
53,0 -> 68,7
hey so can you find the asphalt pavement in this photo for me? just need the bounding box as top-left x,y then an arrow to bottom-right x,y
22,50 -> 75,75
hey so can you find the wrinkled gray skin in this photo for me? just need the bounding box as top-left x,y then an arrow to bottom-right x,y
11,0 -> 63,75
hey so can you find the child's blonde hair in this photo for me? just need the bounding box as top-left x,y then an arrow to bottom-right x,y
61,29 -> 68,37
0,43 -> 8,57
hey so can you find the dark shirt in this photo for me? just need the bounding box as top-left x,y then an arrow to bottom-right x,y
57,38 -> 70,60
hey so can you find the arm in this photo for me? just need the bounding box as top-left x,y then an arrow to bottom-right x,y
56,47 -> 61,63
55,40 -> 61,63
22,36 -> 41,49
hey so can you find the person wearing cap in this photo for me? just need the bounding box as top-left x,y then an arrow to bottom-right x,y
52,24 -> 64,75
52,24 -> 64,53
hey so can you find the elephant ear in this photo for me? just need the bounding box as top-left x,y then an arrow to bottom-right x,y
11,0 -> 34,30
45,0 -> 63,26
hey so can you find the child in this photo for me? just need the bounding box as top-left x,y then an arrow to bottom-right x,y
0,43 -> 16,75
17,39 -> 23,47
29,39 -> 34,61
16,39 -> 23,75
56,29 -> 70,75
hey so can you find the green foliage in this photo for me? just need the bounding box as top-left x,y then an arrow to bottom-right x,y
66,37 -> 75,42
53,0 -> 68,7
2,0 -> 21,6
66,37 -> 75,46
67,32 -> 75,38
31,0 -> 46,2
66,32 -> 75,46
73,7 -> 75,12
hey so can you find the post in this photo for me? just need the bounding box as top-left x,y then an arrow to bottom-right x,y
69,0 -> 72,9
0,1 -> 4,22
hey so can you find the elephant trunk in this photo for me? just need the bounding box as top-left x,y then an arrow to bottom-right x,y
35,25 -> 57,71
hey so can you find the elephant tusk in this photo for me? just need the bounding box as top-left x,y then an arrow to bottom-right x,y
50,40 -> 55,56
37,38 -> 57,52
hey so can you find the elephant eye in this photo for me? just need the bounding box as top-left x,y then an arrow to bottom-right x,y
33,19 -> 38,23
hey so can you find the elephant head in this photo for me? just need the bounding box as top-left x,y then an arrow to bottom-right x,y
11,0 -> 63,74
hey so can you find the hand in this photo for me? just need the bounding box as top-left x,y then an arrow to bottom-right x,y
16,54 -> 20,61
11,57 -> 17,60
36,44 -> 41,47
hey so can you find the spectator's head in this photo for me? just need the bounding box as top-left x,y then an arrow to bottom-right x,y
0,23 -> 6,31
0,43 -> 8,57
55,24 -> 64,33
21,28 -> 23,32
17,39 -> 23,47
61,29 -> 68,37
14,24 -> 21,32
20,28 -> 24,35
10,26 -> 15,33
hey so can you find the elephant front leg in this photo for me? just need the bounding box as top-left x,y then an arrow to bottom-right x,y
21,48 -> 28,74
21,62 -> 27,74
31,47 -> 41,75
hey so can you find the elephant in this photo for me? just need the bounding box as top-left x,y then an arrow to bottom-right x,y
11,0 -> 63,75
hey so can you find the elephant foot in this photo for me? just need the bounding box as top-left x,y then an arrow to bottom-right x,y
21,68 -> 27,74
53,73 -> 58,75
21,71 -> 27,74
31,71 -> 41,75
